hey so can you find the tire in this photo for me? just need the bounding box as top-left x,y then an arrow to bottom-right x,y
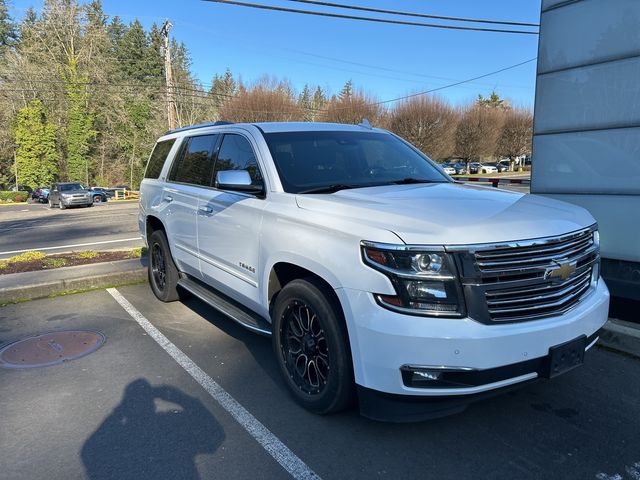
272,278 -> 355,414
93,195 -> 102,203
148,230 -> 182,302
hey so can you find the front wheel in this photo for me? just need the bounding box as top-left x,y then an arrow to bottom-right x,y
272,278 -> 355,414
148,230 -> 182,302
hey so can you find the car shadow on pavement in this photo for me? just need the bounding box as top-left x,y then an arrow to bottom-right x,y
81,378 -> 224,480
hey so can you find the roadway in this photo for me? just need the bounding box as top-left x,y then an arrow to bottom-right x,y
0,284 -> 638,479
0,201 -> 143,259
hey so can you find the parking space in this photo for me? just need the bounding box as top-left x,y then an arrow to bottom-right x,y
1,285 -> 639,479
0,202 -> 142,258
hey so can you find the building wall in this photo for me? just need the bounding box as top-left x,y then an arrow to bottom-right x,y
532,0 -> 640,266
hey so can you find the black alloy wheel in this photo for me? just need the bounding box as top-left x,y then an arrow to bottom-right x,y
148,230 -> 182,302
273,278 -> 355,414
280,301 -> 330,395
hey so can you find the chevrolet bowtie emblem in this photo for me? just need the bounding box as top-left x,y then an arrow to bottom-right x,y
545,260 -> 577,282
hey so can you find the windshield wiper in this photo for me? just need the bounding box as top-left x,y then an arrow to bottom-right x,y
298,184 -> 361,194
390,178 -> 446,185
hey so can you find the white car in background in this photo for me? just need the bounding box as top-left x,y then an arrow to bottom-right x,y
441,164 -> 457,175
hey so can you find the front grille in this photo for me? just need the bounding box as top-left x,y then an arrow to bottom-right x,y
470,227 -> 598,323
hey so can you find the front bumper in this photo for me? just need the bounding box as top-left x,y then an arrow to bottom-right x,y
336,280 -> 609,401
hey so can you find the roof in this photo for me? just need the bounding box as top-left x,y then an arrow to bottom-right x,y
164,121 -> 382,137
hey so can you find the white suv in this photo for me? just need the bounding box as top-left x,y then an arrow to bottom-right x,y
139,121 -> 609,421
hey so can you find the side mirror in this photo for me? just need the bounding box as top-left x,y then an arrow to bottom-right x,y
216,170 -> 263,194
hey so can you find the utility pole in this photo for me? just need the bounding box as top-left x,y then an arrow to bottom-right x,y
13,144 -> 19,191
161,20 -> 176,130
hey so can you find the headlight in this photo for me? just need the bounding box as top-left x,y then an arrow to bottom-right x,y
361,241 -> 465,317
61,193 -> 71,198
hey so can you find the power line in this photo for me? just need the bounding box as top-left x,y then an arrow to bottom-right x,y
203,0 -> 539,35
366,58 -> 537,107
286,0 -> 539,27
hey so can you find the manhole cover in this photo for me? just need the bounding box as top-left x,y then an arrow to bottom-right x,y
0,330 -> 106,369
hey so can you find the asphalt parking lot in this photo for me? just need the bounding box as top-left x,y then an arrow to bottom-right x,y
1,284 -> 639,480
0,201 -> 143,259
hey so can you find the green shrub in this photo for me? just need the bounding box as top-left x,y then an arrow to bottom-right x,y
43,258 -> 67,269
7,251 -> 46,263
127,247 -> 148,258
75,250 -> 98,259
0,191 -> 30,202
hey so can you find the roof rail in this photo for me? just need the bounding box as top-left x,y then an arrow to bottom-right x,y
165,121 -> 234,135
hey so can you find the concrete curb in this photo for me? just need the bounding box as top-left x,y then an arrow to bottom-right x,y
0,259 -> 147,304
600,319 -> 640,358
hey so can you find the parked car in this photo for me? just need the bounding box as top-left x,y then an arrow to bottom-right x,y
484,162 -> 508,173
440,163 -> 456,175
468,162 -> 481,174
48,182 -> 93,209
89,187 -> 112,203
452,162 -> 468,175
478,163 -> 498,174
139,121 -> 608,421
31,187 -> 50,203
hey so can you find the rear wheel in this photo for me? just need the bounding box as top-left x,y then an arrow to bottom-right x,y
148,230 -> 182,302
93,195 -> 102,203
272,278 -> 355,414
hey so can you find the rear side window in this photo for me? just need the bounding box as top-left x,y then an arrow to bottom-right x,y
214,134 -> 262,184
144,139 -> 176,179
168,135 -> 219,186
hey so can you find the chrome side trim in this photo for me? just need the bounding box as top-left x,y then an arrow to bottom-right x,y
586,336 -> 599,351
403,372 -> 538,397
401,364 -> 477,372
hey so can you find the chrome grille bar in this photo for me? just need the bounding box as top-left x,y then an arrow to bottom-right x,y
469,226 -> 598,323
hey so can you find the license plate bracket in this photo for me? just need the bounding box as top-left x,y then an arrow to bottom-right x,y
543,335 -> 587,379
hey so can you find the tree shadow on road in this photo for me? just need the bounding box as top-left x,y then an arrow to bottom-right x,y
81,378 -> 224,480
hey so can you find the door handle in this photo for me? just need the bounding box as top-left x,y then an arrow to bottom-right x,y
198,206 -> 213,214
165,195 -> 173,203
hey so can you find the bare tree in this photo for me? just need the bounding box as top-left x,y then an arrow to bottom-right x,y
322,88 -> 384,126
496,107 -> 533,170
220,77 -> 303,123
388,95 -> 458,160
455,104 -> 504,163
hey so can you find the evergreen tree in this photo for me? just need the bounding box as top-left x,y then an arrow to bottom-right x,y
65,59 -> 96,183
311,86 -> 327,113
0,0 -> 17,57
209,68 -> 236,111
15,100 -> 59,188
339,80 -> 353,100
119,19 -> 148,81
299,84 -> 312,121
477,90 -> 508,109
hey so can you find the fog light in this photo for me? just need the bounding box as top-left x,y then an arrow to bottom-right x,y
413,370 -> 441,381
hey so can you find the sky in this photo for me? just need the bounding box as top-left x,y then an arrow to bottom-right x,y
8,0 -> 541,107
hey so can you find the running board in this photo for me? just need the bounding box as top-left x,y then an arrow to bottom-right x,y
177,276 -> 272,336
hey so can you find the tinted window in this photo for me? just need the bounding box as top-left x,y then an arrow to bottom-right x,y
263,131 -> 447,193
145,139 -> 176,179
59,183 -> 84,191
214,134 -> 262,184
168,135 -> 218,186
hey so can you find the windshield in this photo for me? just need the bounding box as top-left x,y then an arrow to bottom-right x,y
59,183 -> 84,191
263,131 -> 448,194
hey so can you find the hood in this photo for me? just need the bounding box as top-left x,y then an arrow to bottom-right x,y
295,183 -> 595,245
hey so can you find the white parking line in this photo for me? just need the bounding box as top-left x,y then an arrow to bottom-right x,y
0,237 -> 142,256
106,287 -> 321,480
